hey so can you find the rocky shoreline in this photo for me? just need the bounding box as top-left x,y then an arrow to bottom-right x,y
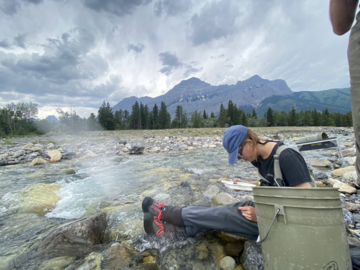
1,126 -> 360,270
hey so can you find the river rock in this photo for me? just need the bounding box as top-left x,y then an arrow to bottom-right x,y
343,208 -> 355,227
219,256 -> 236,270
345,202 -> 360,212
29,157 -> 48,166
129,146 -> 144,154
196,243 -> 209,260
22,143 -> 34,150
349,237 -> 360,248
327,178 -> 357,194
47,143 -> 55,150
48,150 -> 62,163
0,160 -> 7,166
75,252 -> 103,270
331,166 -> 356,178
203,185 -> 220,199
309,159 -> 332,167
342,171 -> 358,187
13,150 -> 25,158
19,183 -> 62,215
214,192 -> 238,206
338,149 -> 356,157
103,243 -> 131,270
240,241 -> 263,270
38,256 -> 76,270
36,212 -> 107,256
115,218 -> 143,239
345,157 -> 356,166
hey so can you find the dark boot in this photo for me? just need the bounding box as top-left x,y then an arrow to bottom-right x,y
142,196 -> 165,220
162,205 -> 185,227
144,212 -> 186,236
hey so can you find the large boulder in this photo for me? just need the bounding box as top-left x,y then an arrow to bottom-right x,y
331,166 -> 356,178
342,171 -> 358,187
36,212 -> 108,257
327,178 -> 357,194
48,150 -> 62,163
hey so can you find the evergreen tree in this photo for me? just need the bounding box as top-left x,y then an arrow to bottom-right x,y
157,102 -> 171,129
252,108 -> 257,119
123,109 -> 130,129
288,106 -> 297,126
227,100 -> 234,125
130,101 -> 141,129
266,107 -> 274,126
151,103 -> 159,129
98,101 -> 115,130
181,110 -> 188,128
218,103 -> 228,127
203,110 -> 207,119
191,110 -> 202,128
144,104 -> 149,129
87,113 -> 100,131
210,112 -> 215,118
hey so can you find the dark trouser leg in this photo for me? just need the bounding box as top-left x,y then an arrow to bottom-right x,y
181,200 -> 259,240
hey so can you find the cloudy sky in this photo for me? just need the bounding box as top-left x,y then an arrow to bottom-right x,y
0,0 -> 355,119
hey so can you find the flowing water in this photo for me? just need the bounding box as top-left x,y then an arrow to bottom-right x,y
0,140 -> 341,269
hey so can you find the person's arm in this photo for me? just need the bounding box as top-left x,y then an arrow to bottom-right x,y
294,182 -> 311,188
330,0 -> 358,35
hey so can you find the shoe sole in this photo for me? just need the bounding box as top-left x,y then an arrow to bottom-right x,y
142,196 -> 154,213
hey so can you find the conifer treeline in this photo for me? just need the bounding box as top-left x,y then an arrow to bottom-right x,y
96,100 -> 352,130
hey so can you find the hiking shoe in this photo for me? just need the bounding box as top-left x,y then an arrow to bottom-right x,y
144,212 -> 165,236
142,197 -> 164,220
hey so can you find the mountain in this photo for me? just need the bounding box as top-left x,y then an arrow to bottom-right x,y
113,75 -> 294,117
255,88 -> 351,116
45,115 -> 59,123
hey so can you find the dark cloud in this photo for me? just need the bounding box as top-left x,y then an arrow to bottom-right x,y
14,34 -> 26,48
0,39 -> 11,49
1,28 -> 97,85
127,43 -> 145,54
82,0 -> 152,17
189,0 -> 241,46
154,0 -> 192,17
158,52 -> 183,76
0,0 -> 43,15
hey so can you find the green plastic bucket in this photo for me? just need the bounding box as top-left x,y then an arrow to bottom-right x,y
253,187 -> 352,270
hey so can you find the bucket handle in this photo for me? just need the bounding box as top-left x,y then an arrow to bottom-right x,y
256,208 -> 280,245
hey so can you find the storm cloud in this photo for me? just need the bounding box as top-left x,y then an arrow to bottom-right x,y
0,0 -> 353,119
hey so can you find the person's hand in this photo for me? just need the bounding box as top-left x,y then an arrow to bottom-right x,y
239,206 -> 257,222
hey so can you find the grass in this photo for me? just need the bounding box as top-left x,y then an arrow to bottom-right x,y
2,139 -> 14,145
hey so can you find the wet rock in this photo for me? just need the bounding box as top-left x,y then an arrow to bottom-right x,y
315,181 -> 326,187
196,243 -> 209,260
219,256 -> 236,270
115,218 -> 143,239
61,169 -> 76,175
75,252 -> 103,270
342,171 -> 358,187
224,241 -> 244,256
103,243 -> 131,270
309,159 -> 332,167
47,143 -> 55,150
19,183 -> 62,215
62,152 -> 75,159
13,150 -> 25,158
240,241 -> 263,270
328,178 -> 357,194
36,212 -> 107,257
143,255 -> 156,263
130,146 -> 144,155
112,157 -> 123,162
339,149 -> 356,157
332,166 -> 356,178
38,256 -> 76,270
328,156 -> 338,163
354,214 -> 360,223
82,150 -> 98,159
29,157 -> 48,166
181,181 -> 190,187
48,150 -> 62,163
132,263 -> 159,270
217,231 -> 249,243
203,185 -> 220,199
343,208 -> 355,227
214,192 -> 238,206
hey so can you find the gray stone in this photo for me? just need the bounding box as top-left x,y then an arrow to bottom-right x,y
214,192 -> 238,206
118,140 -> 127,145
343,208 -> 355,227
0,160 -> 7,166
129,146 -> 144,155
313,171 -> 328,180
36,212 -> 107,257
343,171 -> 358,187
203,185 -> 220,199
240,241 -> 264,270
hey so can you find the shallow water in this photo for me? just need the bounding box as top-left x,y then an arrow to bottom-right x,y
0,138 -> 343,268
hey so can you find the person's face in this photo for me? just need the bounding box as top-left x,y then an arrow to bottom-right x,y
237,139 -> 256,162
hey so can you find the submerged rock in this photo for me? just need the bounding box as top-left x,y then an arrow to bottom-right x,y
103,243 -> 131,270
19,183 -> 62,215
38,256 -> 76,270
36,212 -> 108,257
